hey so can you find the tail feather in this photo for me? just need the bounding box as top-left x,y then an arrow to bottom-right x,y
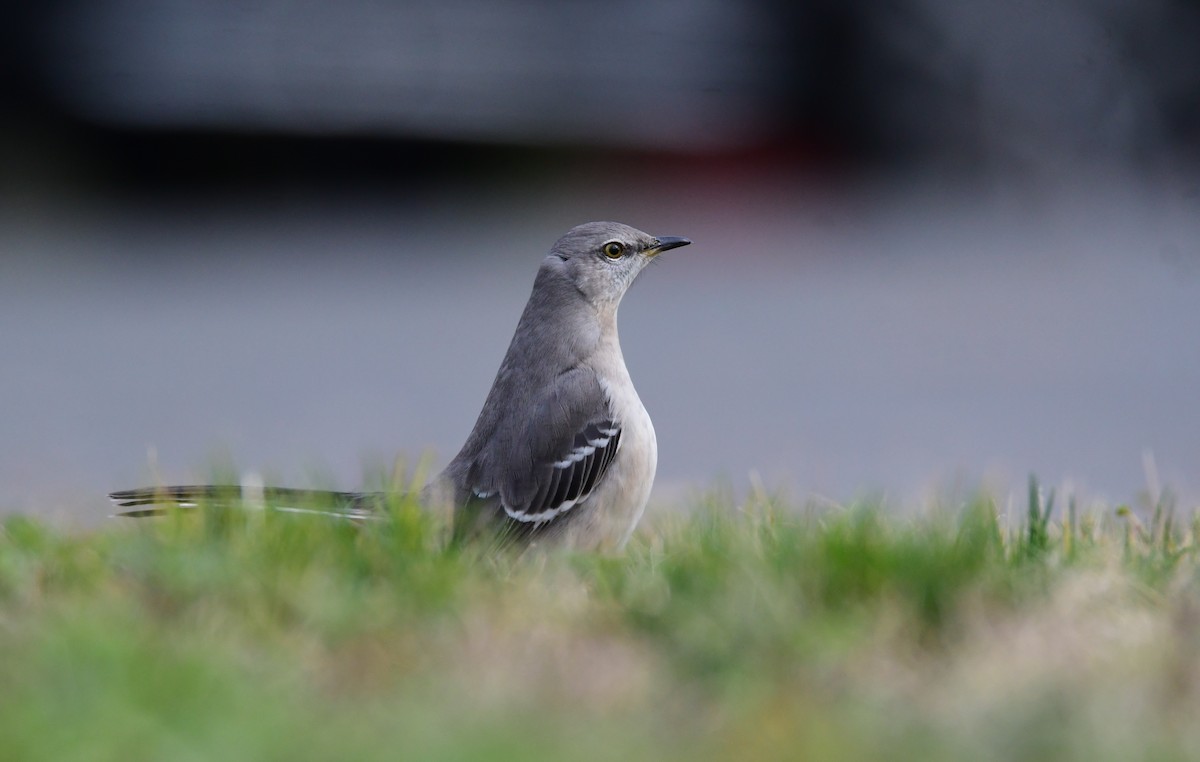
108,485 -> 381,519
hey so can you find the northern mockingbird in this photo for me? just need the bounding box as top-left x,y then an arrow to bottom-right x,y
110,221 -> 691,551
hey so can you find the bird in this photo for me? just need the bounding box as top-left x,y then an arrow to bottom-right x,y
109,221 -> 691,551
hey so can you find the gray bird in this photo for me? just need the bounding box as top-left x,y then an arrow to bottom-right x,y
110,222 -> 691,551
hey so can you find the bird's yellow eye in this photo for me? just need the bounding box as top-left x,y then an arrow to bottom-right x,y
602,241 -> 625,259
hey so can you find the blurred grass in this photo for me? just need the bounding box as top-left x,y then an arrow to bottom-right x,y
3,478 -> 1200,761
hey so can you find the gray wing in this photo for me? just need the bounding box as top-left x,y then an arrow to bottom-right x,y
472,368 -> 621,527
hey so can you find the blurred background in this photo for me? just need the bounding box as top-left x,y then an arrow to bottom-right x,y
2,0 -> 1198,522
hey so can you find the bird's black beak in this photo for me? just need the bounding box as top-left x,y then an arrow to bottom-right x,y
648,236 -> 691,256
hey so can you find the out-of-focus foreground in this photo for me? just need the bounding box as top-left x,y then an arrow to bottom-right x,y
2,486 -> 1199,761
1,1 -> 1198,519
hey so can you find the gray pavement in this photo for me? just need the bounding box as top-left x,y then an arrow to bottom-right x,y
3,167 -> 1197,522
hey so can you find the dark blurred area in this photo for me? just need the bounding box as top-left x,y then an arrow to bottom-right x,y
3,0 -> 1197,186
2,1 -> 1199,520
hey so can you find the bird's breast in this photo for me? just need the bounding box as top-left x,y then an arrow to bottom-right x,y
575,353 -> 657,551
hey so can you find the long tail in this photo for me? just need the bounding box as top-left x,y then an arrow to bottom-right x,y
108,484 -> 381,519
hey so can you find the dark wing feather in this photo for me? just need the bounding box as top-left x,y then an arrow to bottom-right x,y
500,417 -> 622,526
460,368 -> 624,529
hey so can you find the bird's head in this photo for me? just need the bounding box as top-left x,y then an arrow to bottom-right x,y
548,221 -> 691,308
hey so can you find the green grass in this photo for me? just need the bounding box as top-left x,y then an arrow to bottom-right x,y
3,478 -> 1199,761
